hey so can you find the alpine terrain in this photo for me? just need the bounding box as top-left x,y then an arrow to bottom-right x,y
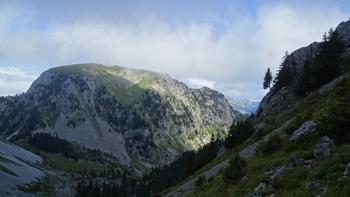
1,3 -> 350,197
0,63 -> 240,196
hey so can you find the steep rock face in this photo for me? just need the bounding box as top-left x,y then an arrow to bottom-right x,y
336,19 -> 350,44
256,18 -> 350,121
0,64 -> 239,167
255,43 -> 319,121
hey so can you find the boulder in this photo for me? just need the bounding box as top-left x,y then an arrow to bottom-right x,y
289,121 -> 317,142
272,166 -> 287,178
313,136 -> 335,160
290,153 -> 304,167
303,160 -> 315,169
343,162 -> 350,176
254,182 -> 267,194
305,182 -> 320,190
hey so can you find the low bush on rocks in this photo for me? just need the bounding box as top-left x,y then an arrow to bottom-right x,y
223,154 -> 247,183
257,134 -> 285,154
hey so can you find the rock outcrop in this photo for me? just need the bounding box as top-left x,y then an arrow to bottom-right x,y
289,120 -> 318,142
256,19 -> 350,122
313,136 -> 335,160
255,42 -> 319,121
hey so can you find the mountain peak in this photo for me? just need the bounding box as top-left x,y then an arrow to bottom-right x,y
2,63 -> 240,168
336,18 -> 350,42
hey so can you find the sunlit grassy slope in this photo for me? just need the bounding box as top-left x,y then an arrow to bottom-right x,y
175,72 -> 350,197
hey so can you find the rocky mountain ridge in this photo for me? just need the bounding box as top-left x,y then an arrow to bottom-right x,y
165,18 -> 350,197
256,19 -> 350,121
0,64 -> 240,168
228,98 -> 260,115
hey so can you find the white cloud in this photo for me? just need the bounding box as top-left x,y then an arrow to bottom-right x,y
186,78 -> 216,89
0,3 -> 348,99
0,67 -> 35,96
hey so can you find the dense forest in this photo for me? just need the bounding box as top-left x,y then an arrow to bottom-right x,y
28,133 -> 117,164
74,136 -> 230,196
73,117 -> 256,197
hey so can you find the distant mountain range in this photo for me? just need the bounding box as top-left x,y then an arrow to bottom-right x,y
228,98 -> 260,114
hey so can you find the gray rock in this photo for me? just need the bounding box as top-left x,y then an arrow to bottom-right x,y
239,118 -> 295,159
289,121 -> 317,142
255,86 -> 298,121
272,166 -> 287,179
0,64 -> 240,168
254,182 -> 267,194
306,182 -> 320,190
255,42 -> 319,121
216,146 -> 226,158
321,186 -> 330,193
343,162 -> 350,176
303,160 -> 315,169
336,18 -> 350,44
290,153 -> 304,167
0,140 -> 45,196
165,159 -> 230,197
313,136 -> 335,160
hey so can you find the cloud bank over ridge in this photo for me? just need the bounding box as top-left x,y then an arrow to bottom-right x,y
0,1 -> 349,100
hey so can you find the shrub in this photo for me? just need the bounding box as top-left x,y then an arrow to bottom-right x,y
195,175 -> 206,188
225,118 -> 255,149
318,77 -> 350,144
257,134 -> 284,154
223,155 -> 247,183
337,145 -> 350,163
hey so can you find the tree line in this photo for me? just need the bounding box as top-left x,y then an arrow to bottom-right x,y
75,138 -> 222,197
28,132 -> 116,163
263,28 -> 346,96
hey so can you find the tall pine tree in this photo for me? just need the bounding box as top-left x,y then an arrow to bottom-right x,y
263,68 -> 273,90
296,28 -> 345,96
313,28 -> 345,87
274,51 -> 294,91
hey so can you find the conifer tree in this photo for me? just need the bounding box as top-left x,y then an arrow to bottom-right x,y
273,51 -> 294,91
263,67 -> 273,89
313,28 -> 344,86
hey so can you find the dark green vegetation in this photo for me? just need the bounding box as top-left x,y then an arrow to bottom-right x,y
179,28 -> 350,196
28,133 -> 117,163
16,138 -> 120,175
143,139 -> 222,194
18,176 -> 55,196
194,175 -> 206,188
257,134 -> 284,154
296,29 -> 346,96
75,139 -> 222,197
263,67 -> 273,90
318,76 -> 350,144
273,51 -> 296,91
222,155 -> 247,183
185,131 -> 350,196
75,171 -> 139,197
225,116 -> 255,149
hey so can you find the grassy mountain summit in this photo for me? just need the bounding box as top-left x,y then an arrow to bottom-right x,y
48,63 -> 166,106
0,63 -> 240,171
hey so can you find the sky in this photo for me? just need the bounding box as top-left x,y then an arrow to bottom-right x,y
0,0 -> 349,100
